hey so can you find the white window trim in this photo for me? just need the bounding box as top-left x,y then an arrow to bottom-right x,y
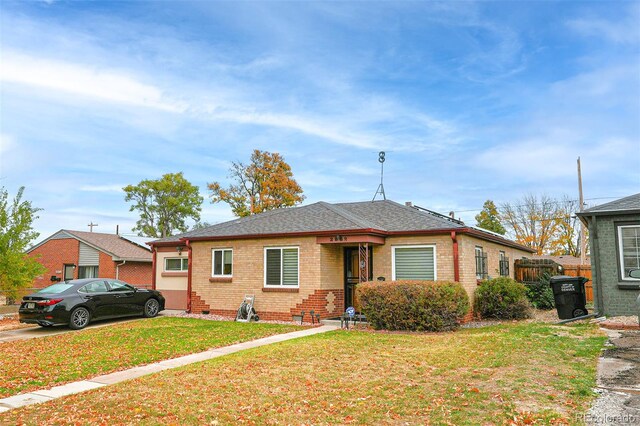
211,248 -> 233,277
164,257 -> 188,272
475,246 -> 484,279
617,224 -> 640,281
391,244 -> 437,281
263,246 -> 300,288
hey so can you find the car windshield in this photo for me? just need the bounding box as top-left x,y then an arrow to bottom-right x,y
36,284 -> 74,294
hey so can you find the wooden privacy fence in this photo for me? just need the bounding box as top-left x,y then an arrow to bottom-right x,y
514,259 -> 593,303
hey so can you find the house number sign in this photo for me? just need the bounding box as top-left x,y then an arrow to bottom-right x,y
329,235 -> 348,242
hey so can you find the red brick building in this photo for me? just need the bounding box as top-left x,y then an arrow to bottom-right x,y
27,230 -> 153,289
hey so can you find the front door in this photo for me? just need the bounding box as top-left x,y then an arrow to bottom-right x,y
344,247 -> 373,312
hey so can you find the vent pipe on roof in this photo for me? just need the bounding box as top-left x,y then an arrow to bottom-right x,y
405,202 -> 413,207
116,225 -> 119,235
449,211 -> 455,219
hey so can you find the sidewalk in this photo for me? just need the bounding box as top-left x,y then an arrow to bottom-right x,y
586,328 -> 640,425
0,324 -> 338,413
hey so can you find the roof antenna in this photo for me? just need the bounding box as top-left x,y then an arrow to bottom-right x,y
372,151 -> 386,201
88,222 -> 98,232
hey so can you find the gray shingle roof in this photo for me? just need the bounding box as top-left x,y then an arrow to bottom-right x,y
151,200 -> 465,244
580,193 -> 640,215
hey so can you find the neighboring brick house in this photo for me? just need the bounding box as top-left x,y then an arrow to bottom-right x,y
27,230 -> 153,290
150,200 -> 534,319
577,193 -> 640,316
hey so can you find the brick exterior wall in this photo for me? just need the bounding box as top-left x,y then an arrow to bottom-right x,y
28,237 -> 152,289
588,214 -> 640,316
118,262 -> 153,289
28,238 -> 80,288
188,233 -> 532,319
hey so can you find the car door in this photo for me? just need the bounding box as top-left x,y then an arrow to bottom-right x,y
78,280 -> 112,319
106,280 -> 142,316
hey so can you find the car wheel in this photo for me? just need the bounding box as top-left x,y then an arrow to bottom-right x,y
69,307 -> 90,330
143,298 -> 160,318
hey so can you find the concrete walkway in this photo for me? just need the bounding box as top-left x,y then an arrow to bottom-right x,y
586,328 -> 640,425
0,325 -> 337,413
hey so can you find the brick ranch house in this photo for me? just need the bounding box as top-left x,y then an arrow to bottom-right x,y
27,230 -> 153,290
150,200 -> 534,318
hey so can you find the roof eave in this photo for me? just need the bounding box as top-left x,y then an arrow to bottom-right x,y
176,228 -> 388,243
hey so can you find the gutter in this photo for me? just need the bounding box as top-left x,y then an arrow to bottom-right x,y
590,214 -> 606,315
151,248 -> 157,290
115,260 -> 126,280
451,231 -> 460,282
186,239 -> 193,313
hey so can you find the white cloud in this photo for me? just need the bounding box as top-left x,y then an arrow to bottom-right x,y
566,5 -> 640,45
0,51 -> 186,112
0,134 -> 14,156
79,184 -> 125,193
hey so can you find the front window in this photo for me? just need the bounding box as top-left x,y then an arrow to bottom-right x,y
475,247 -> 487,280
499,251 -> 509,277
392,245 -> 436,280
165,258 -> 188,272
618,225 -> 640,280
265,247 -> 299,286
212,249 -> 233,277
78,266 -> 99,278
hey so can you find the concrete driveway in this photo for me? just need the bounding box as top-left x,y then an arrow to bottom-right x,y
587,328 -> 640,425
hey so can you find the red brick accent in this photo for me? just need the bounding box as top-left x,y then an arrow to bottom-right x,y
209,277 -> 232,283
190,291 -> 211,313
262,287 -> 299,293
291,289 -> 345,319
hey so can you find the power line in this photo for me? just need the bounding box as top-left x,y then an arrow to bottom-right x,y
453,196 -> 621,214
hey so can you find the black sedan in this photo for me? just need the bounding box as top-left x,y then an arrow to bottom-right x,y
19,279 -> 165,330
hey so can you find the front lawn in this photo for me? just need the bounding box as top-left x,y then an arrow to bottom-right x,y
0,317 -> 301,398
2,322 -> 605,424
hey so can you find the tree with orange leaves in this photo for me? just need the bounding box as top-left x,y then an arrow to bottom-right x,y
208,150 -> 305,217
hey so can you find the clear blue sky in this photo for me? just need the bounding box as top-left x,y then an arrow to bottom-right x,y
1,1 -> 638,240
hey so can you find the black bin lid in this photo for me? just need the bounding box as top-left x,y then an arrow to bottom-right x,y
549,275 -> 589,284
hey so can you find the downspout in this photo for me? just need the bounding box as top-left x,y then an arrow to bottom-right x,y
590,215 -> 605,316
116,260 -> 126,280
451,231 -> 460,282
151,247 -> 157,290
186,240 -> 192,313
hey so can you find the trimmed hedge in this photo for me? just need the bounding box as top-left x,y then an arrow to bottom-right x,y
474,277 -> 533,320
356,280 -> 470,332
524,272 -> 555,310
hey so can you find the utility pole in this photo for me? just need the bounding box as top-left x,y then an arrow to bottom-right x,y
88,222 -> 98,232
577,157 -> 586,264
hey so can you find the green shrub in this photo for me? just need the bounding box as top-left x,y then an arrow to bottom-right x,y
474,277 -> 533,320
356,280 -> 470,332
524,272 -> 555,310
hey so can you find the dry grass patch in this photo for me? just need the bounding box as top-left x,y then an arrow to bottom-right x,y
0,317 -> 302,398
2,322 -> 605,425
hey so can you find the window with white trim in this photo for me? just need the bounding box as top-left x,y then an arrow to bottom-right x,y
392,245 -> 436,280
499,251 -> 509,277
475,246 -> 487,279
618,224 -> 640,280
264,247 -> 299,286
165,257 -> 188,272
212,249 -> 233,277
